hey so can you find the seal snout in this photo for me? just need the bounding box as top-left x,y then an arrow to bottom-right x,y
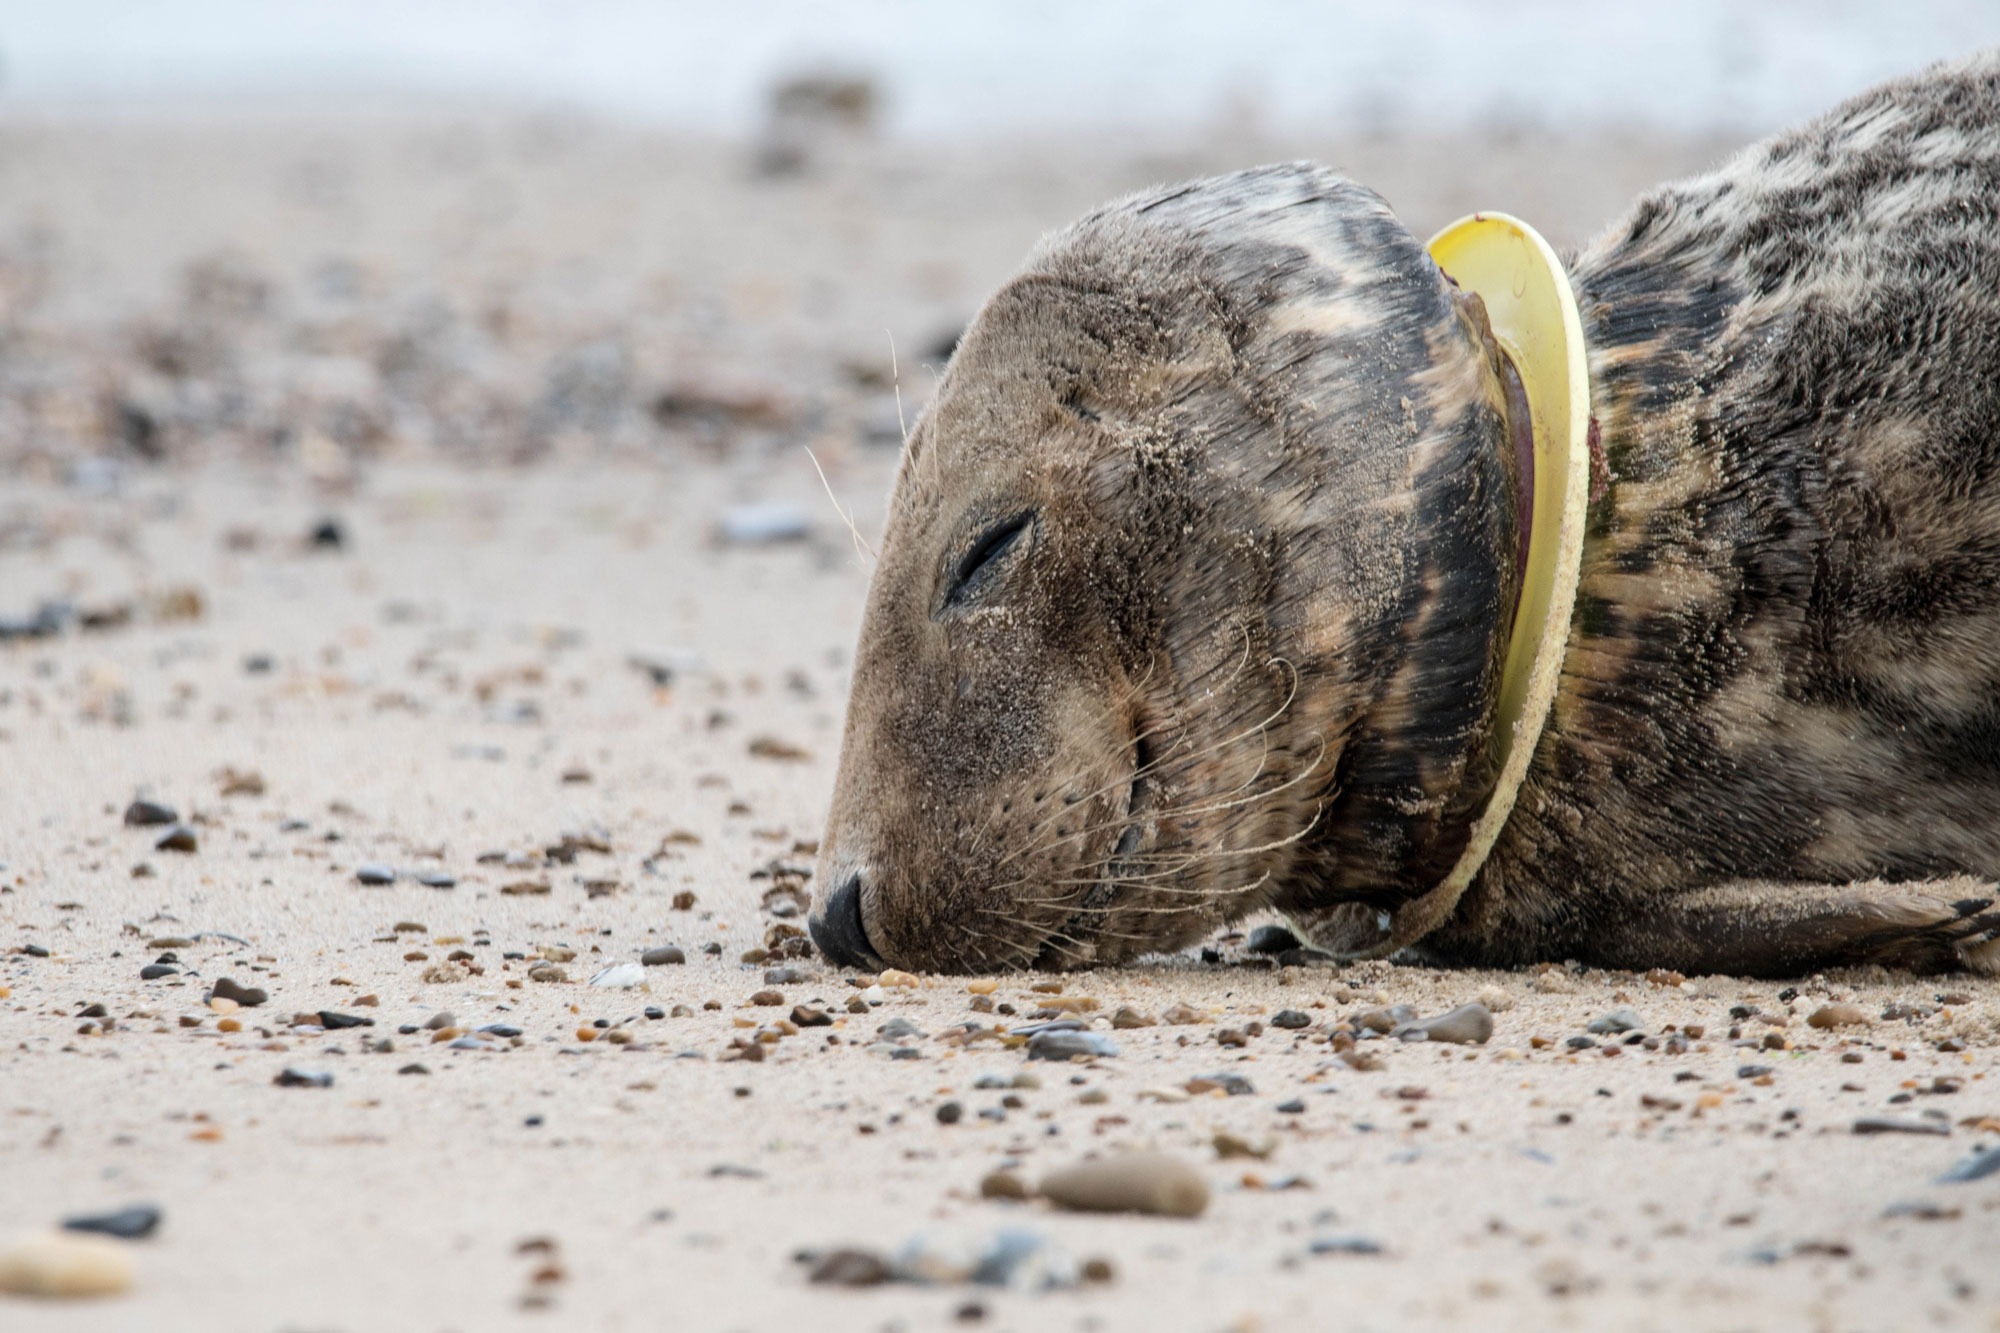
809,869 -> 886,972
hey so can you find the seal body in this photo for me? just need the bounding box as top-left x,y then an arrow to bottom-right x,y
812,53 -> 2000,977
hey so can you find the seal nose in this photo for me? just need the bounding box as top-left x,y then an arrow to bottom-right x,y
810,871 -> 885,972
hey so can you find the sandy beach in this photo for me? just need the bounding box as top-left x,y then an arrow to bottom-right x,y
1,107 -> 1997,1332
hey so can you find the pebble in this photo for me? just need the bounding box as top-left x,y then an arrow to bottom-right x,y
479,1024 -> 523,1038
1185,1073 -> 1256,1096
1586,1009 -> 1643,1035
895,1229 -> 1081,1290
1027,1031 -> 1118,1061
808,1248 -> 890,1287
877,969 -> 920,989
209,978 -> 267,1007
936,1101 -> 964,1125
1040,1152 -> 1209,1218
1110,1007 -> 1156,1029
1276,1098 -> 1307,1114
1396,1002 -> 1494,1045
878,1016 -> 925,1040
398,1063 -> 430,1076
415,871 -> 457,888
154,826 -> 198,853
62,1206 -> 161,1240
1937,1147 -> 2000,1184
749,989 -> 785,1006
979,1169 -> 1032,1201
273,1068 -> 334,1088
449,1037 -> 497,1051
122,800 -> 177,827
644,1006 -> 666,1020
318,1011 -> 373,1029
1270,1009 -> 1313,1029
1808,1003 -> 1869,1029
764,967 -> 806,984
1853,1115 -> 1949,1136
423,1011 -> 457,1031
1160,1003 -> 1205,1025
354,864 -> 397,885
588,962 -> 646,988
0,1230 -> 135,1297
1354,1005 -> 1416,1034
138,964 -> 177,980
791,1005 -> 833,1027
1309,1236 -> 1385,1257
641,946 -> 686,966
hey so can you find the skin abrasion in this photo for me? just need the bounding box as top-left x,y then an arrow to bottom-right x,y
812,52 -> 2000,978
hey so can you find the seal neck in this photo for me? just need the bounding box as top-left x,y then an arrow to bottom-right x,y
1347,212 -> 1593,959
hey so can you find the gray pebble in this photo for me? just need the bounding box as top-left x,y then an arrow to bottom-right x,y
423,1011 -> 456,1031
1854,1115 -> 1950,1136
273,1068 -> 333,1088
1395,1002 -> 1494,1045
62,1205 -> 161,1240
642,946 -> 686,966
877,1017 -> 926,1041
138,963 -> 177,980
1026,1031 -> 1118,1061
1586,1008 -> 1644,1034
1270,1009 -> 1312,1029
1937,1146 -> 2000,1183
354,863 -> 397,885
122,800 -> 177,827
415,870 -> 457,888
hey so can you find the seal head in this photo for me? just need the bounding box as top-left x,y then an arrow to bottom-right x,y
813,163 -> 1525,972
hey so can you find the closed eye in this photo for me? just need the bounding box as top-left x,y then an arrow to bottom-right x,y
944,511 -> 1035,608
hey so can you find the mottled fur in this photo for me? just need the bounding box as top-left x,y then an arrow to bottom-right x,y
812,54 -> 2000,977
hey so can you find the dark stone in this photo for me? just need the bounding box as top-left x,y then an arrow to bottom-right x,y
62,1205 -> 161,1239
643,1006 -> 665,1020
354,864 -> 396,885
1853,1115 -> 1950,1136
479,1024 -> 522,1038
155,825 -> 198,853
1309,1236 -> 1385,1256
1276,1098 -> 1306,1114
808,1247 -> 891,1287
318,1011 -> 374,1029
273,1068 -> 334,1088
415,870 -> 457,888
791,1005 -> 833,1027
22,943 -> 50,958
1192,1072 -> 1256,1096
641,946 -> 686,966
308,518 -> 345,550
139,963 -> 178,980
210,977 -> 267,1007
243,653 -> 275,674
1270,1009 -> 1313,1029
1737,1065 -> 1775,1079
1566,1035 -> 1597,1050
936,1100 -> 964,1125
122,800 -> 177,827
1026,1031 -> 1118,1061
398,1063 -> 429,1075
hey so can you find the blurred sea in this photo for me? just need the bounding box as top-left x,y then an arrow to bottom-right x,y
1,0 -> 1998,137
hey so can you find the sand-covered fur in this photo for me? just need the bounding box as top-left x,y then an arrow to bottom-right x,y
815,53 -> 2000,977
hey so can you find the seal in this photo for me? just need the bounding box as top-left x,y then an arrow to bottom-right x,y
810,52 -> 2000,977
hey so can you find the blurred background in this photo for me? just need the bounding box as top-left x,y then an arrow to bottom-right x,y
0,0 -> 1995,480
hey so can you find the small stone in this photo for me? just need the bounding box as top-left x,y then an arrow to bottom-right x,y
738,948 -> 770,965
1853,1116 -> 1949,1136
122,800 -> 177,827
1110,1007 -> 1156,1029
588,962 -> 646,988
936,1101 -> 964,1125
1160,1003 -> 1204,1025
1474,984 -> 1515,1013
423,1011 -> 457,1031
273,1068 -> 334,1088
317,1011 -> 373,1029
791,1005 -> 832,1027
1027,1031 -> 1117,1061
877,969 -> 920,988
0,1230 -> 136,1297
1040,1152 -> 1209,1218
1275,1098 -> 1306,1114
139,964 -> 177,981
764,967 -> 806,985
1213,1131 -> 1274,1160
154,825 -> 197,853
355,863 -> 397,885
672,891 -> 698,911
1586,1009 -> 1643,1035
1937,1147 -> 2000,1184
641,946 -> 686,967
1399,1002 -> 1494,1045
750,989 -> 784,1006
209,977 -> 267,1008
527,963 -> 568,983
1354,1005 -> 1416,1033
479,1024 -> 522,1038
1245,924 -> 1304,955
808,1248 -> 891,1287
979,1170 -> 1032,1201
61,1206 -> 161,1240
1270,1009 -> 1313,1030
415,870 -> 457,888
1184,1073 -> 1256,1096
1309,1236 -> 1385,1257
1808,1003 -> 1869,1029
644,1006 -> 666,1020
877,1016 -> 925,1040
844,995 -> 870,1014
398,1063 -> 429,1075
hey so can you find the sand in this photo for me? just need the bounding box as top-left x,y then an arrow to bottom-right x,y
1,107 -> 1997,1332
